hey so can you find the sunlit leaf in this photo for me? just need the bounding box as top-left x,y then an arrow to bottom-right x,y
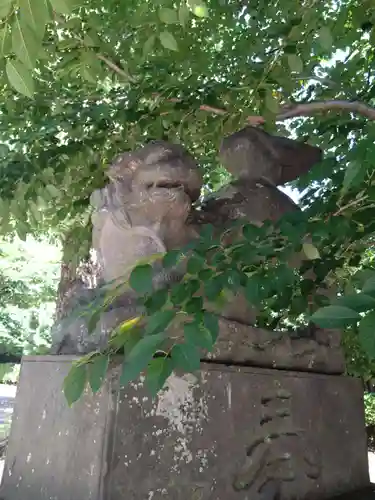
19,0 -> 49,38
6,59 -> 35,97
159,31 -> 178,51
317,26 -> 333,51
287,54 -> 303,73
159,8 -> 178,24
12,16 -> 40,69
302,243 -> 320,260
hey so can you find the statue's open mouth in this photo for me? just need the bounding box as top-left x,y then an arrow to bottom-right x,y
145,180 -> 186,191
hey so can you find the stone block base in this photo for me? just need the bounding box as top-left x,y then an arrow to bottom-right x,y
0,356 -> 369,499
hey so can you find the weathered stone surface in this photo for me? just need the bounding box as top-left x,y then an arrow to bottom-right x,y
1,356 -> 368,500
50,130 -> 343,375
201,317 -> 345,374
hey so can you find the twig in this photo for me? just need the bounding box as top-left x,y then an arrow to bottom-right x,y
153,93 -> 375,123
96,54 -> 136,84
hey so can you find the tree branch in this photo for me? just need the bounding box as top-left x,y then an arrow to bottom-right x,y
156,95 -> 375,123
276,100 -> 375,121
96,54 -> 137,84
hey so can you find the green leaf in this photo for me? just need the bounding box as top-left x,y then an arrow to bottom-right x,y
185,296 -> 203,314
332,293 -> 375,312
359,311 -> 375,359
163,249 -> 183,268
145,288 -> 169,314
145,310 -> 176,335
310,305 -> 360,329
0,0 -> 13,19
88,354 -> 109,394
363,276 -> 375,296
159,31 -> 178,51
127,331 -> 166,361
142,35 -> 156,59
189,0 -> 208,17
203,311 -> 219,343
120,332 -> 166,385
245,275 -> 264,306
48,0 -> 74,15
178,3 -> 190,27
302,243 -> 320,260
243,223 -> 261,240
45,184 -> 61,198
6,59 -> 35,97
120,353 -> 149,386
171,342 -> 201,372
12,16 -> 40,69
159,7 -> 178,24
317,27 -> 333,51
145,356 -> 174,395
184,320 -> 213,350
0,28 -> 11,56
287,54 -> 303,73
341,161 -> 362,194
19,0 -> 49,38
264,89 -> 279,114
187,255 -> 205,274
63,363 -> 87,406
129,263 -> 153,294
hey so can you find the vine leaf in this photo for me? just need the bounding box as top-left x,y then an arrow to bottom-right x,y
159,31 -> 178,51
63,363 -> 87,406
88,354 -> 109,394
310,305 -> 360,328
6,59 -> 35,97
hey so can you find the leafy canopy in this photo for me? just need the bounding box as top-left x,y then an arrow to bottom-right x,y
1,0 -> 375,401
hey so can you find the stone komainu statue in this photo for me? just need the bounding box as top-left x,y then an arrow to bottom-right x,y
50,126 -> 344,374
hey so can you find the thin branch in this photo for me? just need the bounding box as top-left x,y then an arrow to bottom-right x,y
276,100 -> 375,121
152,93 -> 375,123
96,54 -> 136,84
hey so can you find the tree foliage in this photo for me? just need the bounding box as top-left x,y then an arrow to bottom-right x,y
0,0 -> 375,400
0,237 -> 59,381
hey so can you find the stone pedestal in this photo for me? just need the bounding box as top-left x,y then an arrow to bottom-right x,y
0,356 -> 369,500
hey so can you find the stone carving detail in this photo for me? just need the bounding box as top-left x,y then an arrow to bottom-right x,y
233,386 -> 321,498
51,127 -> 344,373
